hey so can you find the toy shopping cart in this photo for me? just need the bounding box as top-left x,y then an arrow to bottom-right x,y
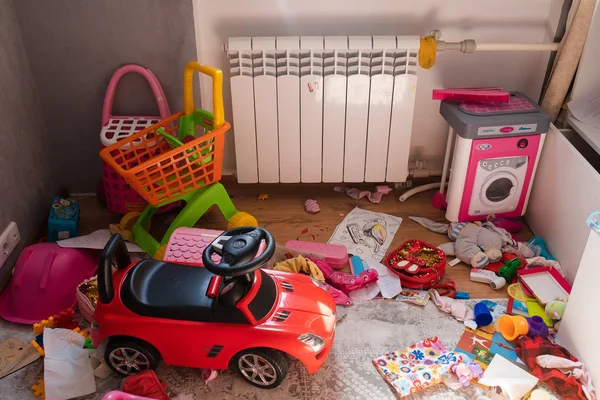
100,64 -> 174,214
100,62 -> 256,258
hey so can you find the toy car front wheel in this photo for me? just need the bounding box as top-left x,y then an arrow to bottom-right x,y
234,348 -> 288,389
105,338 -> 161,376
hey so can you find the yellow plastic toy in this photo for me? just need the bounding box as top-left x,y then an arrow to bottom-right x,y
32,378 -> 45,399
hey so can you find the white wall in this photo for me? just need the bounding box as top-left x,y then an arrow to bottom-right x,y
558,229 -> 600,390
193,0 -> 563,178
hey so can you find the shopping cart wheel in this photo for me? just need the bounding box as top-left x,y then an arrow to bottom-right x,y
227,212 -> 258,229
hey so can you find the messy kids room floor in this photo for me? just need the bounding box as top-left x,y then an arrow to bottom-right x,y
4,1 -> 600,399
0,181 -> 578,400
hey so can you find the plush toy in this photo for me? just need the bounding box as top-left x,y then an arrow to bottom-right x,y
451,362 -> 484,387
408,217 -> 540,269
545,299 -> 567,321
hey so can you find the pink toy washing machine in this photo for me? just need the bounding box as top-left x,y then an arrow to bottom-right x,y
442,92 -> 550,222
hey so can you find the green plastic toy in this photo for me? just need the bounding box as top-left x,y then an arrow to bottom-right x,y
498,258 -> 522,282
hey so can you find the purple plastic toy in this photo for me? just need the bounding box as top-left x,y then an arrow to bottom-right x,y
526,315 -> 549,338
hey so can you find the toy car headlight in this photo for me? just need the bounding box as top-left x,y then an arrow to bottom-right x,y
298,333 -> 325,352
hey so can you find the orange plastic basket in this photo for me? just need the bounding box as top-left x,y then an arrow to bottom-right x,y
99,62 -> 230,207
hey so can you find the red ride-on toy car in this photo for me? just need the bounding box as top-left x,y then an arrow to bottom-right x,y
92,227 -> 336,388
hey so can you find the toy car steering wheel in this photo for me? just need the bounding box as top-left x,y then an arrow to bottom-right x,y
202,226 -> 275,277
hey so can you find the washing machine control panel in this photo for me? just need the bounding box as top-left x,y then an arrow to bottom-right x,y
480,156 -> 527,172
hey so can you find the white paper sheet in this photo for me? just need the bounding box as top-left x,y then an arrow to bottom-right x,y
57,229 -> 144,252
328,207 -> 402,261
44,328 -> 96,399
478,355 -> 538,400
349,283 -> 380,301
366,260 -> 402,299
568,87 -> 600,129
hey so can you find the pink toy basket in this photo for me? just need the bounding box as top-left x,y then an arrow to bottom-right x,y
100,64 -> 173,214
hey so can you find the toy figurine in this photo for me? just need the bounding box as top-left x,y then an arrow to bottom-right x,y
451,362 -> 484,387
545,299 -> 567,329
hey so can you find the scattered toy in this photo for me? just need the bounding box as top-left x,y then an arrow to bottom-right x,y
31,378 -> 45,399
48,197 -> 80,242
498,315 -> 529,341
498,257 -> 522,282
408,217 -> 539,269
526,316 -> 550,338
450,361 -> 484,387
285,240 -> 347,269
304,199 -> 320,213
258,193 -> 269,200
545,299 -> 567,321
385,240 -> 447,290
474,301 -> 493,326
202,368 -> 219,383
455,292 -> 470,300
470,269 -> 506,289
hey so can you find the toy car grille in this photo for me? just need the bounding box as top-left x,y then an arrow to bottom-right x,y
273,311 -> 291,322
281,281 -> 294,292
207,344 -> 224,358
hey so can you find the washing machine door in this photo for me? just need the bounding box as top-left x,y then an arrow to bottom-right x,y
480,171 -> 518,207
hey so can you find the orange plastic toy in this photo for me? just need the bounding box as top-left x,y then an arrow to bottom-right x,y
498,314 -> 529,341
100,62 -> 228,207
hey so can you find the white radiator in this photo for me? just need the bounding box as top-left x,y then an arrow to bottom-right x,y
227,36 -> 419,183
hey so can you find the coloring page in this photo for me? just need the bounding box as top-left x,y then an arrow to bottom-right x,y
328,207 -> 402,261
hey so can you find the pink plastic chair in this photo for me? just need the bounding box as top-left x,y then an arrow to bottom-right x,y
100,64 -> 172,214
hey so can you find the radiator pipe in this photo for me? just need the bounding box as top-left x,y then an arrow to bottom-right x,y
419,30 -> 560,69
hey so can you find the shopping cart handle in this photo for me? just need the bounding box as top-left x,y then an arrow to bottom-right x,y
183,62 -> 224,128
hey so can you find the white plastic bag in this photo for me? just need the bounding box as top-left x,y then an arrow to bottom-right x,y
44,328 -> 96,399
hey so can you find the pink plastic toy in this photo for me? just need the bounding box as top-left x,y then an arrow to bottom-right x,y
286,240 -> 348,269
102,391 -> 154,400
311,258 -> 378,294
163,227 -> 266,266
163,227 -> 224,265
0,243 -> 97,324
100,64 -> 173,214
432,88 -> 510,103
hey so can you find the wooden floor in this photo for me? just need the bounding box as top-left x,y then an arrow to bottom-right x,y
78,178 -> 533,299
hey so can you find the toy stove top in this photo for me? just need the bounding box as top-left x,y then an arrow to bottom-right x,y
460,95 -> 536,116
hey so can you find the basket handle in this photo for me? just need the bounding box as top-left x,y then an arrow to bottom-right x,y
101,64 -> 172,127
183,61 -> 224,128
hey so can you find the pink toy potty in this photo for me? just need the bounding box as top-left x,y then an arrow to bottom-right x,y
100,64 -> 173,214
0,243 -> 97,324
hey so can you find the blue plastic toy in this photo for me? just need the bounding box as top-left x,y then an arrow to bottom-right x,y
474,301 -> 493,326
48,197 -> 80,242
349,255 -> 367,275
455,291 -> 470,300
528,236 -> 555,260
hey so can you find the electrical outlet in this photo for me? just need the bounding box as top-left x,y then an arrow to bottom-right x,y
0,222 -> 20,268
